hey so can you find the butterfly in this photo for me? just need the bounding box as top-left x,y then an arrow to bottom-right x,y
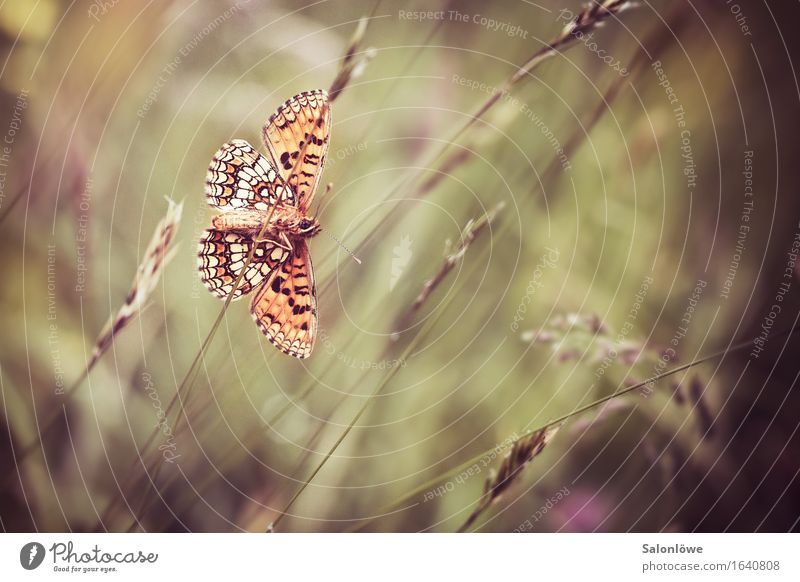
197,89 -> 331,358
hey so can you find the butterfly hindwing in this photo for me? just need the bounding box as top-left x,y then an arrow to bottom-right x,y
249,240 -> 317,358
205,139 -> 296,211
198,228 -> 290,300
261,89 -> 330,212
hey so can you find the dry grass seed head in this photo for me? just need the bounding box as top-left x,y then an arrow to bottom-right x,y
88,197 -> 183,368
461,423 -> 561,531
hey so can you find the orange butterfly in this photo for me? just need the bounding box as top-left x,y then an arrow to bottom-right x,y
198,90 -> 331,358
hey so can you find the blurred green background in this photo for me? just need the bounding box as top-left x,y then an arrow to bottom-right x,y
1,0 -> 799,532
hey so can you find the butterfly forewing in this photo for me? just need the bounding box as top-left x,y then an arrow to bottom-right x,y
261,89 -> 331,212
205,139 -> 296,211
250,240 -> 317,358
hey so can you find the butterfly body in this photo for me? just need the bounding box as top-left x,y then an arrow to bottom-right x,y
211,207 -> 321,240
197,89 -> 331,358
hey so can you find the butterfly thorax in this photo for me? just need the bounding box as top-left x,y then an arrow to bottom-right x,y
211,206 -> 320,240
272,206 -> 321,239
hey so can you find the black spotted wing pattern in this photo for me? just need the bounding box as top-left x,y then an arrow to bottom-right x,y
198,228 -> 290,300
261,90 -> 330,212
249,240 -> 316,358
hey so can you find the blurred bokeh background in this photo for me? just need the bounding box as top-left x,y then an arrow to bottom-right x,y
1,0 -> 799,532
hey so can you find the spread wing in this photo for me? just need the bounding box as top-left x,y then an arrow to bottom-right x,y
261,89 -> 330,212
205,139 -> 296,211
198,228 -> 290,300
249,240 -> 317,358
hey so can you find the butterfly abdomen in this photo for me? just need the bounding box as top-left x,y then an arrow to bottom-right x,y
211,209 -> 265,236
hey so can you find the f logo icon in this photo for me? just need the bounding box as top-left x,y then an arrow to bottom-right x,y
19,542 -> 45,570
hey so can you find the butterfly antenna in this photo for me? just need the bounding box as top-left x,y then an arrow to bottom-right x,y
323,229 -> 362,265
315,182 -> 360,263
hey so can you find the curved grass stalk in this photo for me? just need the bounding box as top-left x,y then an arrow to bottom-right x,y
98,198 -> 283,526
137,297 -> 389,532
266,265 -> 469,531
101,6 -> 389,530
5,197 -> 182,490
131,32 -> 458,531
346,330 -> 798,532
269,8 -> 663,530
101,0 -> 639,530
309,0 -> 640,305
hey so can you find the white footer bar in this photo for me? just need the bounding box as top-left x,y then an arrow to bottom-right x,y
1,533 -> 797,580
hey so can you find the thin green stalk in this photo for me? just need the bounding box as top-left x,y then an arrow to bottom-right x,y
98,0 -> 638,529
346,329 -> 798,532
8,364 -> 88,476
269,5 -> 666,530
105,8 -> 388,530
312,0 -> 639,304
137,296 -> 389,532
99,198 -> 283,527
267,255 -> 472,531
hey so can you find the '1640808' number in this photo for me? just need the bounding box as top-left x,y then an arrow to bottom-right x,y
736,561 -> 779,571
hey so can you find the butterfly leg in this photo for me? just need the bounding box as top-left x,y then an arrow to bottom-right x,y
280,232 -> 294,253
254,231 -> 294,254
